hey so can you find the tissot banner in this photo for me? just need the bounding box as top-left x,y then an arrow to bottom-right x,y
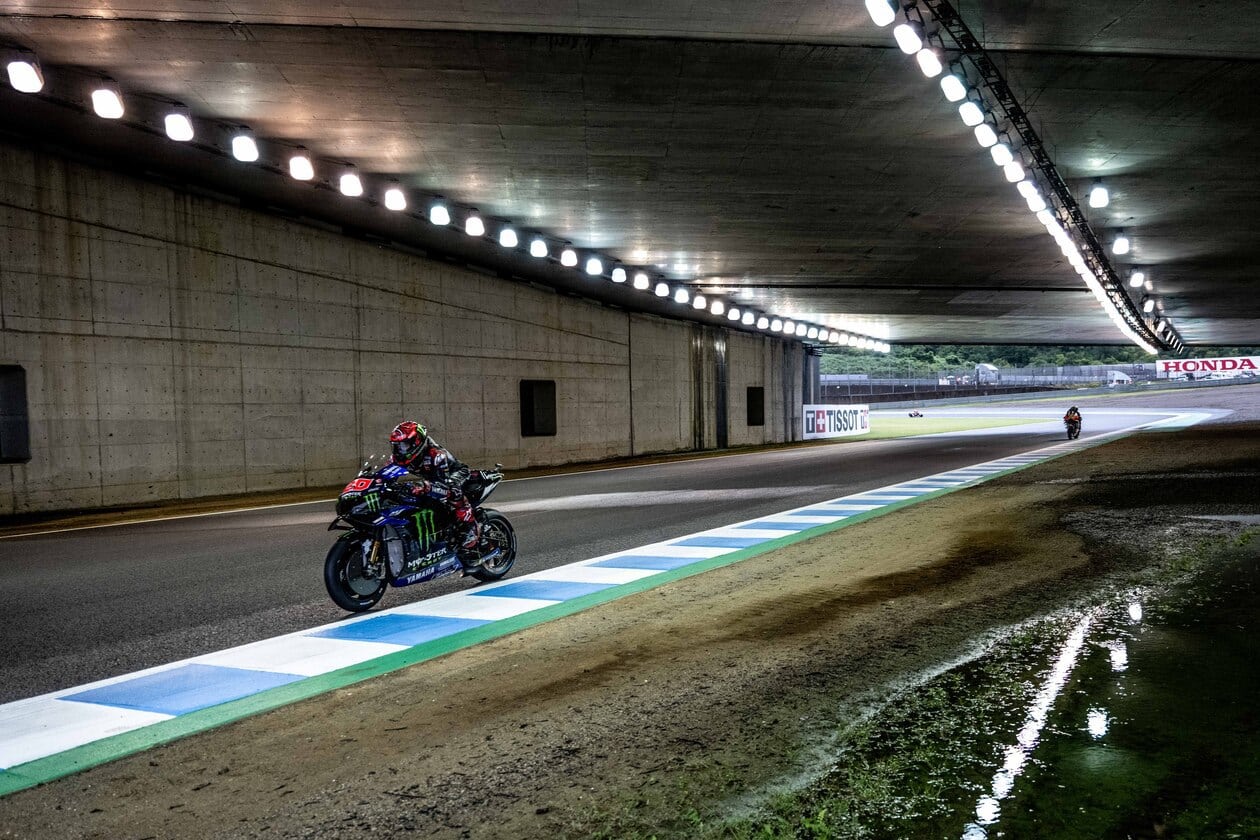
803,404 -> 870,440
1156,356 -> 1259,376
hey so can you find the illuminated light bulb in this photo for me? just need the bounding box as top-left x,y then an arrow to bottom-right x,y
288,153 -> 314,181
1036,209 -> 1054,226
429,203 -> 451,226
892,22 -> 924,54
560,248 -> 578,267
974,123 -> 998,147
1143,296 -> 1155,313
916,48 -> 943,78
1004,160 -> 1026,183
770,318 -> 783,332
633,272 -> 650,290
529,238 -> 548,258
1089,182 -> 1109,208
654,282 -> 669,297
164,110 -> 194,142
959,101 -> 985,127
711,300 -> 726,316
1026,192 -> 1047,212
742,311 -> 755,326
864,0 -> 896,26
1129,270 -> 1145,288
674,287 -> 689,304
693,294 -> 707,310
585,257 -> 603,276
465,213 -> 485,237
940,73 -> 968,102
990,143 -> 1014,167
795,323 -> 808,337
1017,180 -> 1038,199
339,171 -> 363,198
1113,233 -> 1130,255
384,186 -> 407,211
610,266 -> 626,283
92,84 -> 124,119
757,316 -> 770,329
6,55 -> 43,93
498,227 -> 518,247
806,326 -> 819,339
231,131 -> 259,162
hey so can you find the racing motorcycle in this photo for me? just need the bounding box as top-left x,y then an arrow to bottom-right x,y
324,456 -> 516,612
1065,417 -> 1082,440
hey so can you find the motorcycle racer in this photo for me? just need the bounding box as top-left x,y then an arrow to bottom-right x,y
389,421 -> 482,567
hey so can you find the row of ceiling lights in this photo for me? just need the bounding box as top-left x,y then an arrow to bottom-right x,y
4,49 -> 893,354
865,0 -> 1182,355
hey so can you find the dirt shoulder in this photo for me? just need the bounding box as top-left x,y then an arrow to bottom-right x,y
3,394 -> 1259,839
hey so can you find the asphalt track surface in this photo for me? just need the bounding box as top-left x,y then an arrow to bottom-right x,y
0,410 -> 1153,704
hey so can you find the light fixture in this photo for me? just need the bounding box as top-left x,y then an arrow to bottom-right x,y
893,22 -> 924,55
1112,232 -> 1131,255
1155,318 -> 1168,333
758,317 -> 770,330
958,101 -> 985,127
633,272 -> 650,290
711,300 -> 726,316
654,282 -> 669,297
1088,181 -> 1109,208
1003,161 -> 1025,183
940,73 -> 968,102
560,247 -> 578,267
585,257 -> 603,276
806,326 -> 819,339
795,323 -> 808,337
864,0 -> 897,26
990,142 -> 1014,167
727,308 -> 740,321
429,202 -> 451,226
770,318 -> 783,332
339,169 -> 363,198
497,227 -> 518,247
742,311 -> 755,326
288,150 -> 314,181
6,52 -> 43,93
974,123 -> 998,147
1025,191 -> 1046,213
91,80 -> 124,119
1129,270 -> 1145,288
464,212 -> 485,237
916,48 -> 943,78
674,287 -> 690,304
693,294 -> 707,310
231,129 -> 259,162
164,106 -> 194,142
1142,296 -> 1155,313
529,237 -> 548,258
611,266 -> 626,283
783,320 -> 796,334
1017,180 -> 1038,199
384,185 -> 407,211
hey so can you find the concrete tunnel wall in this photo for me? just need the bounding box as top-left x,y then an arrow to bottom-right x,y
0,139 -> 804,514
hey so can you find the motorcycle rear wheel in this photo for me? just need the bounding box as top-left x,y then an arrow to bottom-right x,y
471,510 -> 516,582
325,535 -> 387,612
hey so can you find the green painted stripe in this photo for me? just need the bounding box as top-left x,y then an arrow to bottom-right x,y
0,425 -> 1160,798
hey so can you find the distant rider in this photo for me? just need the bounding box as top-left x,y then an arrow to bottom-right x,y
1064,405 -> 1082,426
389,421 -> 481,566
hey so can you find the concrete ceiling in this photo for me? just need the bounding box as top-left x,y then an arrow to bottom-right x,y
2,2 -> 1257,345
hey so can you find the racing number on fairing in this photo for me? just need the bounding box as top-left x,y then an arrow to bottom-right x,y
343,478 -> 374,493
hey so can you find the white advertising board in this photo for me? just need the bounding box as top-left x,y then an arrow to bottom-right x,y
803,404 -> 870,440
1156,356 -> 1259,378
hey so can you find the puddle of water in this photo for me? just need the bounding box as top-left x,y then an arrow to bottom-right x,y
726,539 -> 1260,839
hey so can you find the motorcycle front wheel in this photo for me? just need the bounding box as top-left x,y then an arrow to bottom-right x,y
324,535 -> 387,612
471,510 -> 516,582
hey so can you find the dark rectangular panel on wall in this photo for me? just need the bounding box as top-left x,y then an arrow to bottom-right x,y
747,386 -> 765,427
520,379 -> 557,437
0,366 -> 30,463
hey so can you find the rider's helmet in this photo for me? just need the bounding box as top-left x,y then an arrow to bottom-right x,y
390,420 -> 428,466
1069,405 -> 1079,414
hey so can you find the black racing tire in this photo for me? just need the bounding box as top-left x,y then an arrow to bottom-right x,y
471,510 -> 516,582
324,535 -> 387,612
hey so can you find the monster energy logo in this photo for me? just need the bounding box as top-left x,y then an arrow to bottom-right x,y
363,492 -> 381,512
413,508 -> 437,552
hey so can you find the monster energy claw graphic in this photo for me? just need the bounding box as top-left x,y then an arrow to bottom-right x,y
413,508 -> 437,552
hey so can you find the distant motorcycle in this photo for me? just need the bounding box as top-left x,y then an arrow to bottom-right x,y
324,456 -> 516,612
1065,418 -> 1081,440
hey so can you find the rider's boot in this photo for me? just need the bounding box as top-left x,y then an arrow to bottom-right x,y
457,521 -> 483,571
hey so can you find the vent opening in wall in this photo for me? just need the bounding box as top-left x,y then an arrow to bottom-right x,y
520,379 -> 557,437
747,386 -> 765,427
0,366 -> 31,463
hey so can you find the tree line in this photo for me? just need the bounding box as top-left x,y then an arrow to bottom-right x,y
820,344 -> 1260,375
